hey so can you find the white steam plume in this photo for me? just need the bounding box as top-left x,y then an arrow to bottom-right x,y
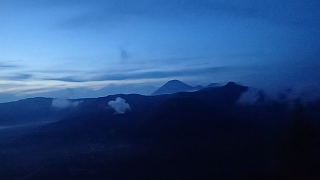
52,98 -> 82,109
108,97 -> 131,114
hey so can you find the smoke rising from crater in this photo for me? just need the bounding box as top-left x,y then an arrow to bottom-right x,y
52,98 -> 83,109
108,97 -> 131,114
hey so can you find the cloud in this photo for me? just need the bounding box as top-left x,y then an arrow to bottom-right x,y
55,0 -> 320,29
56,1 -> 261,29
43,77 -> 86,82
108,97 -> 131,114
52,98 -> 83,109
238,85 -> 320,106
1,74 -> 32,81
0,93 -> 18,103
0,62 -> 19,69
95,66 -> 229,81
237,88 -> 261,104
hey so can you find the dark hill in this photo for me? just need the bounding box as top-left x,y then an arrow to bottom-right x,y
2,82 -> 318,180
0,97 -> 79,126
140,97 -> 216,139
11,82 -> 248,147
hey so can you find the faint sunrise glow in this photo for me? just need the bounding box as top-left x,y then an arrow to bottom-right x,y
0,77 -> 176,96
0,0 -> 319,102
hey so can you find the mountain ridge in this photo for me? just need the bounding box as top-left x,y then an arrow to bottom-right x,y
151,79 -> 207,95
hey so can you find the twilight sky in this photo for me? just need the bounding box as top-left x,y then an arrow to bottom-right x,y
0,0 -> 319,102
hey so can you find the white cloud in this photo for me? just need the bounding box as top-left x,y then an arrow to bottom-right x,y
52,98 -> 82,109
108,97 -> 131,114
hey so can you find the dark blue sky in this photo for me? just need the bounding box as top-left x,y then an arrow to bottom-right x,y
0,0 -> 319,102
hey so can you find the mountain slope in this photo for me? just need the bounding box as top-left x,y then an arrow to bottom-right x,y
15,82 -> 248,143
0,82 -> 246,126
151,80 -> 196,95
2,82 -> 320,179
0,97 -> 79,126
206,83 -> 220,88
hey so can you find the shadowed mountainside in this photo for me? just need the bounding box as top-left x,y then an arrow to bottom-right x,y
0,82 -> 319,180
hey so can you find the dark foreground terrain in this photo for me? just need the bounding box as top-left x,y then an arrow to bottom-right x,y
0,82 -> 319,180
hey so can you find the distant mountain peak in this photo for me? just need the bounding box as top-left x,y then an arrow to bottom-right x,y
223,82 -> 248,91
206,83 -> 218,87
225,82 -> 236,86
151,80 -> 194,95
161,79 -> 188,86
194,85 -> 204,90
167,79 -> 183,83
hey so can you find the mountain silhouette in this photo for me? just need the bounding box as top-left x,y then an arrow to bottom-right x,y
1,81 -> 320,180
206,83 -> 220,88
151,80 -> 198,95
